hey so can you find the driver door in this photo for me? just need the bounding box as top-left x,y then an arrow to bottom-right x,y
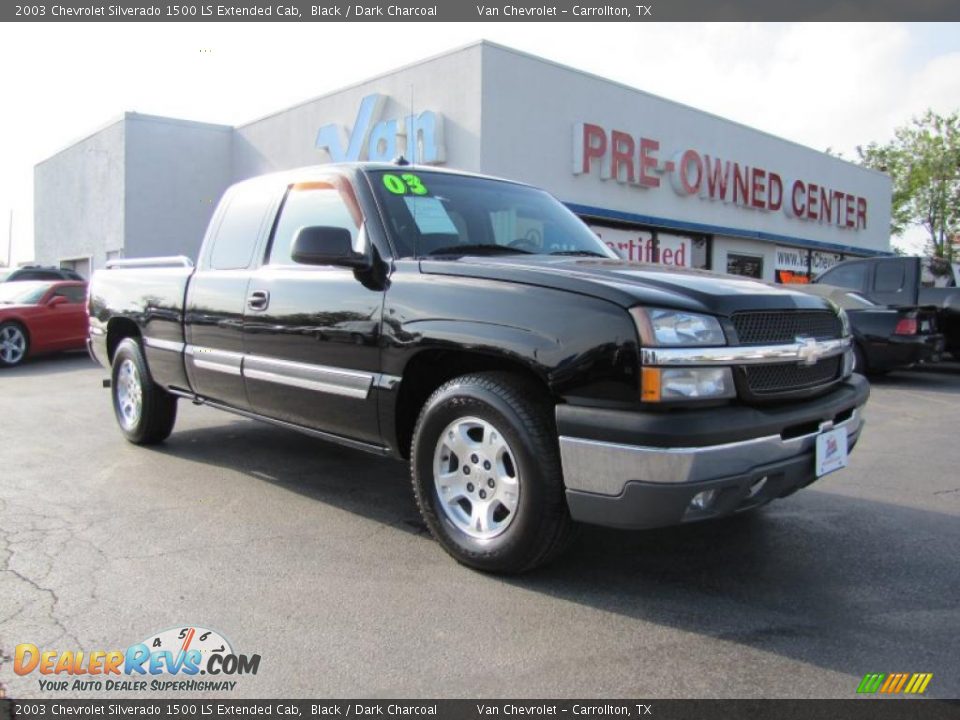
242,178 -> 384,444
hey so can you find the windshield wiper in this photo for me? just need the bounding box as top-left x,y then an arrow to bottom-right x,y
426,244 -> 533,257
550,250 -> 607,257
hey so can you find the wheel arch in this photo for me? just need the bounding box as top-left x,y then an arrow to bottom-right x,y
106,317 -> 142,362
392,348 -> 553,460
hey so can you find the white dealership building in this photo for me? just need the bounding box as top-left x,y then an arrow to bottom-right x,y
34,41 -> 892,282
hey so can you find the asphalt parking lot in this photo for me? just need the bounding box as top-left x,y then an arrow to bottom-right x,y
1,353 -> 958,700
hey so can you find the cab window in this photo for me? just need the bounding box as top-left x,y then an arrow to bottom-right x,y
54,285 -> 87,304
208,185 -> 273,270
267,183 -> 360,266
821,263 -> 866,290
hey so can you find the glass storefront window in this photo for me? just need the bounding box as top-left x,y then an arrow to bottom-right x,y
727,253 -> 764,278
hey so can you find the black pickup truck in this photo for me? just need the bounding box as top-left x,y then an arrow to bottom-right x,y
88,163 -> 869,573
814,255 -> 960,356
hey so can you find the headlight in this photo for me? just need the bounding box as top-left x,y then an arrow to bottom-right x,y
842,348 -> 854,378
630,307 -> 726,346
641,367 -> 736,402
837,307 -> 851,337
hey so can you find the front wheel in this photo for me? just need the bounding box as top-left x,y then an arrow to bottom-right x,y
411,372 -> 575,573
111,338 -> 177,445
0,322 -> 29,367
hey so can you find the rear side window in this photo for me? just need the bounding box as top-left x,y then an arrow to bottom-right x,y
18,271 -> 57,281
55,286 -> 87,304
821,263 -> 866,290
267,182 -> 361,266
874,262 -> 905,293
209,185 -> 272,270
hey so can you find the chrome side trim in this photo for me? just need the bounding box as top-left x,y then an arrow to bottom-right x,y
641,337 -> 850,367
186,345 -> 243,376
375,373 -> 402,390
191,396 -> 392,457
559,408 -> 863,496
243,355 -> 373,399
144,337 -> 185,353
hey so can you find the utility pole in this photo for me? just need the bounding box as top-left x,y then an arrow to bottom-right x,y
6,210 -> 12,268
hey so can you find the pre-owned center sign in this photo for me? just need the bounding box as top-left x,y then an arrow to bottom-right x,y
573,123 -> 869,231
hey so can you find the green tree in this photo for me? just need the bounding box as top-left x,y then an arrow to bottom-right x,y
857,110 -> 960,262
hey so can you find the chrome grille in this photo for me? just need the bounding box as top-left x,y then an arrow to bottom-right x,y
732,310 -> 842,345
744,356 -> 842,395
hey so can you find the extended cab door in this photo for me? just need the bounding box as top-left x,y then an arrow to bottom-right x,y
241,177 -> 384,444
184,179 -> 281,410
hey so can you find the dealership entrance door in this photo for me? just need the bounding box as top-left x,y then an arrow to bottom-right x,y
60,257 -> 91,279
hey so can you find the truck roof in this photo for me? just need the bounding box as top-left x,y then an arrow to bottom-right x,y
228,161 -> 530,193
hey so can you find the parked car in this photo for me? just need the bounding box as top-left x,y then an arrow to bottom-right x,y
88,163 -> 869,573
813,256 -> 960,357
797,284 -> 944,375
2,265 -> 85,283
0,281 -> 89,367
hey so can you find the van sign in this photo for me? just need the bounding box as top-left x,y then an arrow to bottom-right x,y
316,94 -> 446,165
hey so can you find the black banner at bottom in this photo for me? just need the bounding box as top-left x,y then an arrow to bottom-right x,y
2,700 -> 959,720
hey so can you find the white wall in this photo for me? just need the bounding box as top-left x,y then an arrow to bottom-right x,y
34,119 -> 125,270
124,114 -> 234,262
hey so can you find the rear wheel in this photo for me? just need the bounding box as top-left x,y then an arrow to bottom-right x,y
111,338 -> 177,444
0,322 -> 29,367
411,372 -> 574,573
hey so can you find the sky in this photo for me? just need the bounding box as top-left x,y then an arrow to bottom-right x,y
0,21 -> 958,264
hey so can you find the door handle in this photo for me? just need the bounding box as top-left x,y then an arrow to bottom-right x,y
247,290 -> 270,311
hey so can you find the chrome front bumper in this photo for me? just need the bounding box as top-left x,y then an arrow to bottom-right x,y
559,407 -> 864,497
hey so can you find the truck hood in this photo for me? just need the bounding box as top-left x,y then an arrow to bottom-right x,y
419,256 -> 833,316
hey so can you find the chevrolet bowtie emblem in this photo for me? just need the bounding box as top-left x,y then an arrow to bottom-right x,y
796,337 -> 823,366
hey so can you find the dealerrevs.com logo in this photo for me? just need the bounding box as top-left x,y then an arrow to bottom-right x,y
15,626 -> 260,692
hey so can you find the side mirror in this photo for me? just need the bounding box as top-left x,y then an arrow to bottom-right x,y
291,226 -> 369,269
47,295 -> 68,307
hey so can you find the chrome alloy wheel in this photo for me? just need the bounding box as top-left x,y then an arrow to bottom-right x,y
433,416 -> 521,540
0,325 -> 26,365
116,358 -> 143,430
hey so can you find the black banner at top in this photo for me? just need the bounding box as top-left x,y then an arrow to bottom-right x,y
1,700 -> 960,720
3,0 -> 960,22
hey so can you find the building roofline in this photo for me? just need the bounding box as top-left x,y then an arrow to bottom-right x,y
35,112 -> 233,168
237,40 -> 488,129
36,39 -> 887,183
478,40 -> 889,181
123,111 -> 233,132
34,115 -> 127,167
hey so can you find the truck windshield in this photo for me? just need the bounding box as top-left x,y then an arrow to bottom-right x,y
369,170 -> 616,259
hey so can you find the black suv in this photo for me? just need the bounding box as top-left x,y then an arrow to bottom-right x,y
2,265 -> 84,282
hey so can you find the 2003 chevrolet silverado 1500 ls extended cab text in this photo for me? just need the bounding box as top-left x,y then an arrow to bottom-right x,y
88,163 -> 869,572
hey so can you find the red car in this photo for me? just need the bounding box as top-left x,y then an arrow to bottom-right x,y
0,280 -> 89,367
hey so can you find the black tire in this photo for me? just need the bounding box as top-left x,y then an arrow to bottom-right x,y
0,321 -> 29,367
411,371 -> 575,573
853,343 -> 868,376
111,337 -> 177,445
